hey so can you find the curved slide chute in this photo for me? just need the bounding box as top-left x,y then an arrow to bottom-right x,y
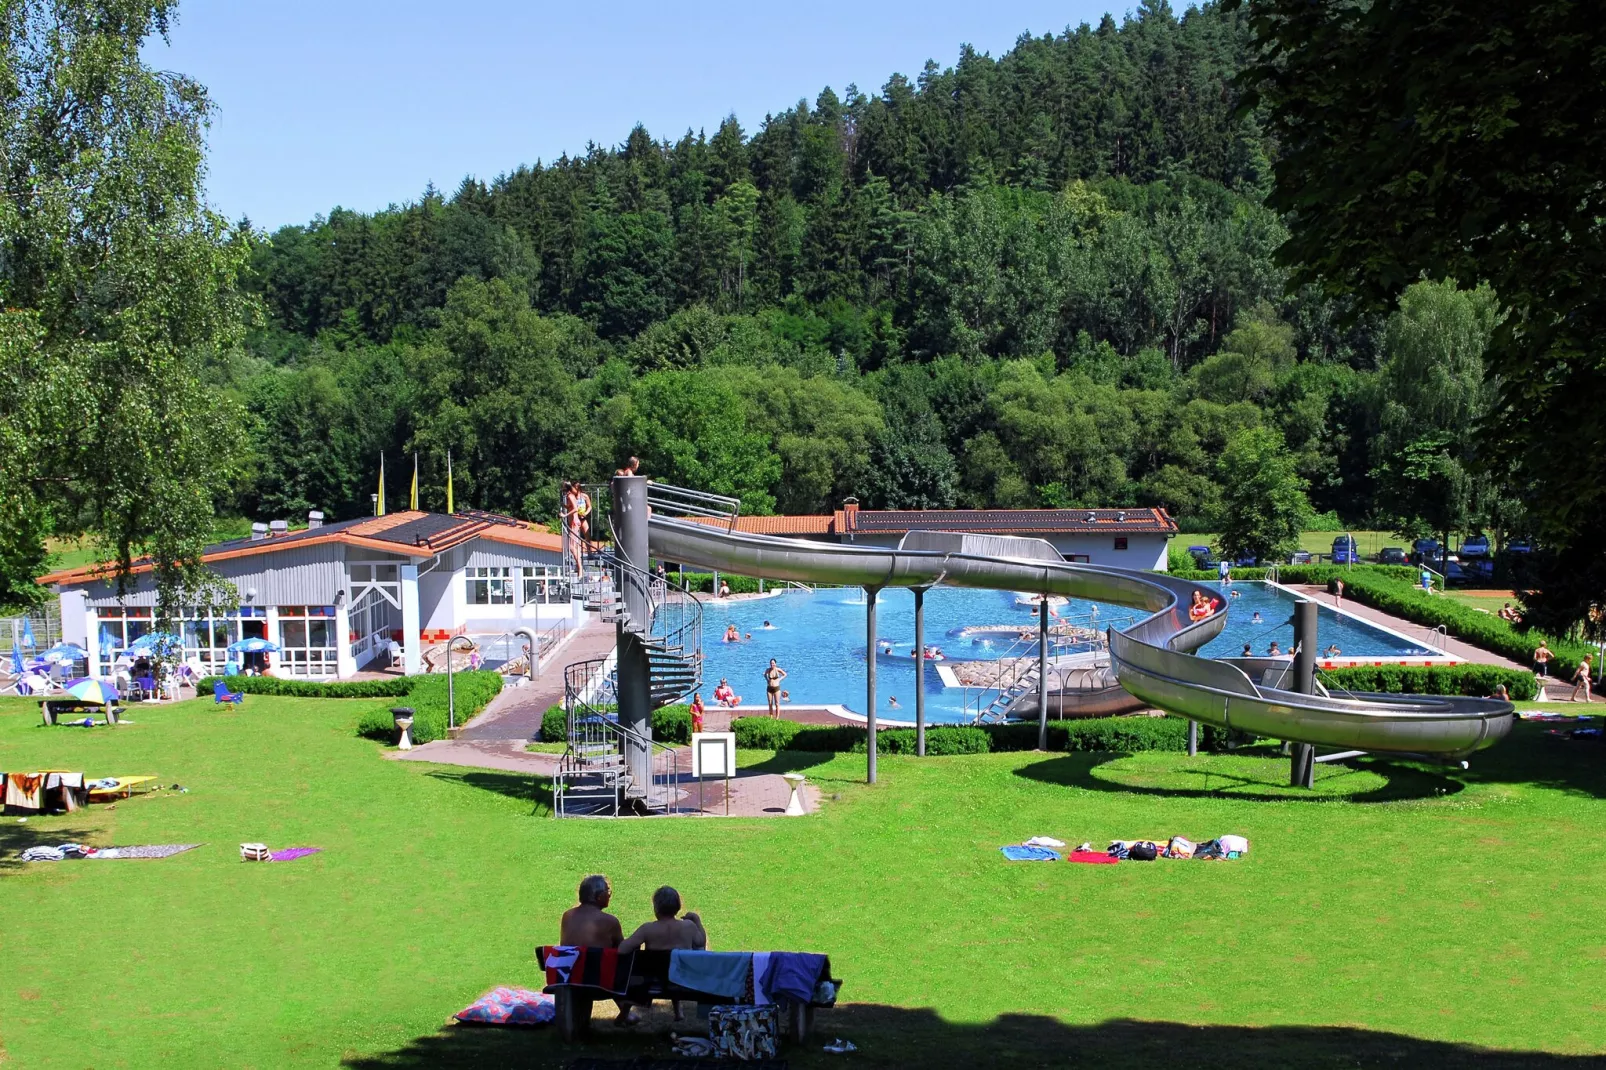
647,517 -> 1514,760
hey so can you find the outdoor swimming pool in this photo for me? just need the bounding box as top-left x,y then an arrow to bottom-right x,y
694,581 -> 1440,724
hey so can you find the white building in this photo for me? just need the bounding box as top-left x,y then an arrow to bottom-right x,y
688,500 -> 1177,570
40,510 -> 579,680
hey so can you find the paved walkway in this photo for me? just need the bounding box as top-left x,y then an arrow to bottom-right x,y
456,620 -> 615,741
1287,585 -> 1528,669
1289,584 -> 1602,702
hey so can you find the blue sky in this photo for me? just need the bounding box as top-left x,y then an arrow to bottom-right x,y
147,1 -> 1118,231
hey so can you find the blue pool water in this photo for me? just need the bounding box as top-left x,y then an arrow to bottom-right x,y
695,582 -> 1437,724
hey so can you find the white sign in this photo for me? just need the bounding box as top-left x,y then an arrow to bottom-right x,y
692,732 -> 735,779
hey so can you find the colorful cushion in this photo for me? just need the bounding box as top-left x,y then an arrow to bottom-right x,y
453,986 -> 554,1026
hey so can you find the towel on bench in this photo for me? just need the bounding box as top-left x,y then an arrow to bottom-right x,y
668,950 -> 752,999
762,952 -> 829,1003
539,945 -> 636,995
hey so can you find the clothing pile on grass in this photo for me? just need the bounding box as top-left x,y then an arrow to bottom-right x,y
1000,834 -> 1249,864
20,843 -> 200,862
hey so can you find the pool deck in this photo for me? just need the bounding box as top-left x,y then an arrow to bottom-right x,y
1285,585 -> 1526,669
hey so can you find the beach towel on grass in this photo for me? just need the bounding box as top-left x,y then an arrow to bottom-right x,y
539,946 -> 635,995
454,986 -> 554,1026
1000,845 -> 1061,862
269,847 -> 321,862
1069,850 -> 1119,864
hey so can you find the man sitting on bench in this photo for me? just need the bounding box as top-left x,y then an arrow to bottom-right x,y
559,874 -> 637,1026
619,885 -> 706,1021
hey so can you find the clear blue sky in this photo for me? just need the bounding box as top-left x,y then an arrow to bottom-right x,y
147,0 -> 1118,231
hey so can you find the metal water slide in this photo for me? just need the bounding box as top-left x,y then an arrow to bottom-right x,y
645,517 -> 1515,760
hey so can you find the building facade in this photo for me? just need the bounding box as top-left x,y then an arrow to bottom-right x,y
686,500 -> 1178,570
41,511 -> 577,680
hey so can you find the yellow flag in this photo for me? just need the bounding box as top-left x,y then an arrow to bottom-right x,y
376,454 -> 385,516
410,454 -> 419,511
446,450 -> 455,514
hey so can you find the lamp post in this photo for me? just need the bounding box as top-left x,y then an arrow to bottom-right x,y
445,635 -> 476,731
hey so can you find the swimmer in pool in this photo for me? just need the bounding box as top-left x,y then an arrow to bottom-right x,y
1231,589 -> 1241,599
1251,612 -> 1263,624
1241,643 -> 1253,657
762,620 -> 775,630
1268,641 -> 1283,656
723,624 -> 739,643
889,696 -> 900,709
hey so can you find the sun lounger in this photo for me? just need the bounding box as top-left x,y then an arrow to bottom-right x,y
87,776 -> 159,801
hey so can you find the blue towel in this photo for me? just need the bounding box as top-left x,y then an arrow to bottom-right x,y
763,952 -> 829,1003
1000,845 -> 1061,862
668,950 -> 752,998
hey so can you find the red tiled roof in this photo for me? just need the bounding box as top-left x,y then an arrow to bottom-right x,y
686,507 -> 1177,538
39,511 -> 561,586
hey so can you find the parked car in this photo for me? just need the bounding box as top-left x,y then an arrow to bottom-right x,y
1187,545 -> 1216,568
1234,553 -> 1259,567
1331,535 -> 1360,564
1411,538 -> 1441,565
1289,550 -> 1313,564
1460,533 -> 1490,557
1377,547 -> 1408,565
1463,556 -> 1496,580
1506,538 -> 1534,554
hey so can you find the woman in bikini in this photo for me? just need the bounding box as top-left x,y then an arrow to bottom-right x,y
763,659 -> 787,718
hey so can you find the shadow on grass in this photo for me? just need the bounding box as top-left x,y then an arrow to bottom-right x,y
736,749 -> 843,777
0,820 -> 99,873
1013,751 -> 1467,804
424,769 -> 553,816
342,1004 -> 1606,1069
1456,721 -> 1606,800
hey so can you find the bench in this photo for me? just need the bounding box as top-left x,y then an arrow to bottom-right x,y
541,948 -> 839,1043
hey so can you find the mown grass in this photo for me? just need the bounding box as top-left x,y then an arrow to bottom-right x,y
0,694 -> 1603,1068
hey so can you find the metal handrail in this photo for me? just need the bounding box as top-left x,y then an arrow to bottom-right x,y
557,656 -> 683,817
645,484 -> 742,530
966,609 -> 1137,722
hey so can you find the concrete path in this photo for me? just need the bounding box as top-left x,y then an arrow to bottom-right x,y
456,619 -> 616,741
1287,585 -> 1529,669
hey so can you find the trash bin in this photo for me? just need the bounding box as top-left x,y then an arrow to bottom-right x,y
390,707 -> 416,750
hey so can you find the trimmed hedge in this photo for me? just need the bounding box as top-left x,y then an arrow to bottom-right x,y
1163,563 -> 1590,676
676,572 -> 781,596
198,675 -> 413,699
1320,664 -> 1537,700
729,715 -> 1188,754
538,703 -> 693,744
354,671 -> 503,745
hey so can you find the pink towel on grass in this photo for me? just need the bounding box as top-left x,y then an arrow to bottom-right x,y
269,847 -> 321,862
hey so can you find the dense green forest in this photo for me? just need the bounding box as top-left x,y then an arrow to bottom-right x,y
175,3 -> 1527,549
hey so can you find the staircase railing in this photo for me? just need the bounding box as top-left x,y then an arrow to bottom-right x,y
556,655 -> 684,817
966,610 -> 1138,723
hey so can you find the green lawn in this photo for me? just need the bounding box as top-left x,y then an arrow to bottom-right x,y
1185,530 -> 1402,561
1,694 -> 1603,1068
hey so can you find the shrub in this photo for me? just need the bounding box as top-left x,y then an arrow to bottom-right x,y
354,670 -> 503,745
728,715 -> 1188,754
675,572 -> 786,596
1320,664 -> 1536,700
539,702 -> 693,744
199,675 -> 413,699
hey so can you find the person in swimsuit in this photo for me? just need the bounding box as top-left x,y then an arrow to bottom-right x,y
558,875 -> 636,1026
763,658 -> 787,718
618,886 -> 706,1022
723,624 -> 739,643
689,693 -> 705,733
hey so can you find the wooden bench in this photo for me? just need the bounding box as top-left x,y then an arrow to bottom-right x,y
543,948 -> 839,1043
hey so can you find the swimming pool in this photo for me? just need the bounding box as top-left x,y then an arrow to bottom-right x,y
694,582 -> 1441,724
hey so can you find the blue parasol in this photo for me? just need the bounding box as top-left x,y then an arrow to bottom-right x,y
226,637 -> 279,654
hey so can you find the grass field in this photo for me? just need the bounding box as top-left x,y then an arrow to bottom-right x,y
1,694 -> 1603,1068
1183,530 -> 1403,561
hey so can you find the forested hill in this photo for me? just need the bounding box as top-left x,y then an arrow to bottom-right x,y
232,1 -> 1504,550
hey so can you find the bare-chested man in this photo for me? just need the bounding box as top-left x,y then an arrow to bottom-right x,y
619,886 -> 707,1021
558,874 -> 637,1025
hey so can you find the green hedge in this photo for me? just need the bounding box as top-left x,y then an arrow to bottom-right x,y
538,703 -> 693,744
354,671 -> 503,745
1162,563 -> 1588,675
198,675 -> 414,699
675,572 -> 781,596
729,715 -> 1188,754
1320,664 -> 1537,700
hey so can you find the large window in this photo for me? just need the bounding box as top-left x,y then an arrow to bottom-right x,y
349,561 -> 401,666
521,566 -> 569,605
97,605 -> 264,677
278,606 -> 337,677
467,566 -> 514,605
